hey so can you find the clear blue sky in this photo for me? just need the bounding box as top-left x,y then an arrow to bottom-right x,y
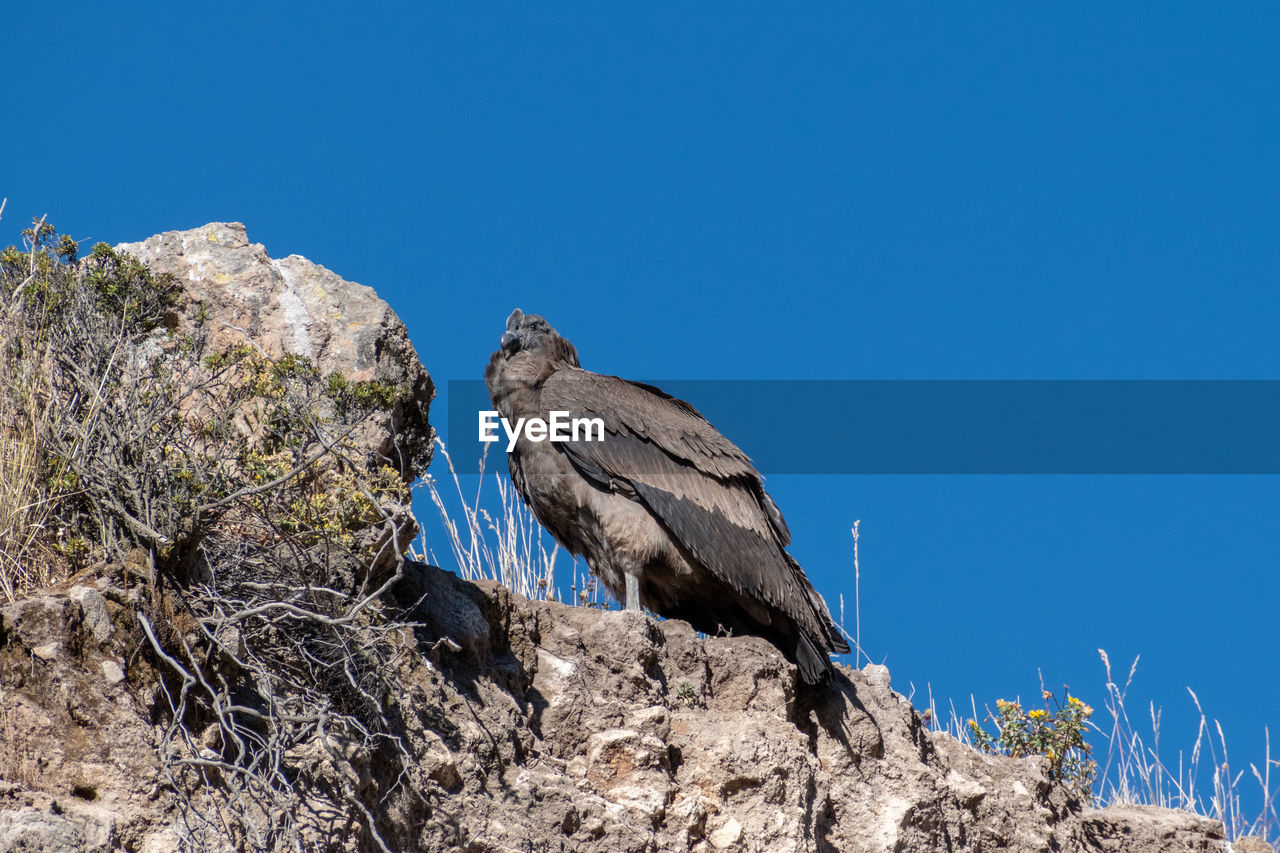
4,3 -> 1278,802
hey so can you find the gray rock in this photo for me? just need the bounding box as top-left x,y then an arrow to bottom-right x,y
707,816 -> 742,849
69,587 -> 112,644
0,805 -> 113,853
116,222 -> 434,479
30,642 -> 59,662
383,563 -> 1235,853
115,222 -> 435,580
0,786 -> 116,853
2,598 -> 69,649
1076,803 -> 1227,852
0,590 -> 166,850
99,660 -> 125,685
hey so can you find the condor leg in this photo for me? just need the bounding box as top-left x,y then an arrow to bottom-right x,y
624,571 -> 641,611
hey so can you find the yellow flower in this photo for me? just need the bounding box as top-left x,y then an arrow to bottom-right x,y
1029,709 -> 1047,720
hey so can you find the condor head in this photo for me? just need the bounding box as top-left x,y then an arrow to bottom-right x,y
495,308 -> 580,368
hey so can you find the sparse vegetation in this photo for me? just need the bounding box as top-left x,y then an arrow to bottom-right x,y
674,681 -> 701,707
1094,650 -> 1277,843
0,217 -> 79,599
921,652 -> 1279,846
967,688 -> 1097,803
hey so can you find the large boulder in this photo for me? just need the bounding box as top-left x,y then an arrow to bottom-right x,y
116,222 -> 434,479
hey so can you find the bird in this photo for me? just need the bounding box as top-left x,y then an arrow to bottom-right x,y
484,309 -> 850,684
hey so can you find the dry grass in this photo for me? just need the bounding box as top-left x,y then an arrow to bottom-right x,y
0,249 -> 64,602
1,216 -> 426,848
1094,649 -> 1277,841
0,384 -> 58,601
416,437 -> 575,603
861,510 -> 1275,842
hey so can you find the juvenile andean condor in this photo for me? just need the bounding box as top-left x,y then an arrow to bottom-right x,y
484,309 -> 849,683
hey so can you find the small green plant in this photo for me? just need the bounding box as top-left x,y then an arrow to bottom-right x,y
968,689 -> 1097,803
675,681 -> 700,707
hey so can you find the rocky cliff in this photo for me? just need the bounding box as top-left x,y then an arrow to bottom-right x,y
0,562 -> 1236,852
0,224 -> 1240,852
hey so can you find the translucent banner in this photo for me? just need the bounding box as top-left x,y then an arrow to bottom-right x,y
445,380 -> 1280,474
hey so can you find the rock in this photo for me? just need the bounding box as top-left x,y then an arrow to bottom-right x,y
31,642 -> 59,662
863,661 -> 892,690
382,563 -> 1235,852
0,800 -> 114,853
1076,804 -> 1227,852
708,816 -> 743,849
69,587 -> 112,644
99,660 -> 125,686
0,563 -> 1239,852
585,728 -> 673,824
115,222 -> 435,581
116,222 -> 434,481
0,221 -> 1239,849
0,590 -> 170,849
2,598 -> 70,650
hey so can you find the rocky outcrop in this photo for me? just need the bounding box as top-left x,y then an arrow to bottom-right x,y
0,223 -> 1247,851
377,565 -> 1235,853
116,222 -> 434,478
0,562 -> 1240,852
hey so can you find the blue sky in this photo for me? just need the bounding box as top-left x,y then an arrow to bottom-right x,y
4,4 -> 1278,802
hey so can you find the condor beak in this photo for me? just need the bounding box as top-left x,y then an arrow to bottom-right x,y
500,331 -> 519,354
